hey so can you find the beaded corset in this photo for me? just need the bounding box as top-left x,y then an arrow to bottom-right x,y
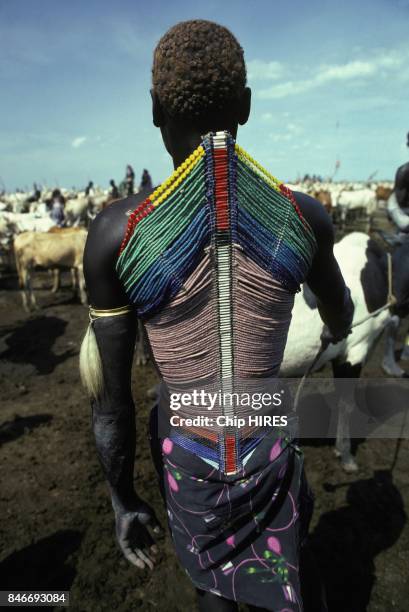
117,131 -> 317,474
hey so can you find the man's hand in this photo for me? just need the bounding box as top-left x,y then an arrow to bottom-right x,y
320,324 -> 352,351
113,496 -> 162,570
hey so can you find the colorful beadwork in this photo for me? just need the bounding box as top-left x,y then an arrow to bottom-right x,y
116,131 -> 318,474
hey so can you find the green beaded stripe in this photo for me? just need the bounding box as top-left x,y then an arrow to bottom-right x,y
117,158 -> 206,290
237,158 -> 316,264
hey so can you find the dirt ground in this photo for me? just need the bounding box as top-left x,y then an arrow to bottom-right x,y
1,255 -> 409,611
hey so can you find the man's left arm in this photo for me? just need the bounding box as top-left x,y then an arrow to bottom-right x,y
82,205 -> 161,570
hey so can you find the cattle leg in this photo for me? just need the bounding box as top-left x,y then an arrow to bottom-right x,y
135,319 -> 148,366
382,316 -> 406,377
70,267 -> 77,291
76,265 -> 88,305
332,361 -> 362,472
20,267 -> 30,312
365,214 -> 371,234
51,269 -> 60,293
21,266 -> 38,311
29,270 -> 39,310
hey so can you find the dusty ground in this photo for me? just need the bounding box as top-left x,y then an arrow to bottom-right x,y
1,236 -> 409,611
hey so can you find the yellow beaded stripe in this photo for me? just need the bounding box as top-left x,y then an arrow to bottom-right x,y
149,145 -> 205,208
118,144 -> 206,256
235,144 -> 282,194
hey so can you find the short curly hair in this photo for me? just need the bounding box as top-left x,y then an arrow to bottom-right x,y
152,20 -> 247,122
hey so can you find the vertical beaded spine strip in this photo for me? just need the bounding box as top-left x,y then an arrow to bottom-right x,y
210,131 -> 239,475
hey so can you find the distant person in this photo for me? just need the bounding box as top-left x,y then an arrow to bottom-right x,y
49,189 -> 65,227
109,179 -> 120,200
387,132 -> 409,232
139,168 -> 153,192
125,165 -> 135,196
27,183 -> 41,204
85,181 -> 95,197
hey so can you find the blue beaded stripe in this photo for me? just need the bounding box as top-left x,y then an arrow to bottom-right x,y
171,432 -> 219,463
169,430 -> 267,466
128,206 -> 210,317
203,134 -> 216,239
238,206 -> 310,292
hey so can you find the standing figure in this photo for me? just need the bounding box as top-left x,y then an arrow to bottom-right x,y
139,168 -> 153,192
81,20 -> 354,612
109,179 -> 120,200
125,164 -> 135,196
27,183 -> 41,204
85,181 -> 95,197
49,188 -> 65,227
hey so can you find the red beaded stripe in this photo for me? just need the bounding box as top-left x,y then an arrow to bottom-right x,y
119,197 -> 153,255
225,435 -> 237,474
214,138 -> 236,472
213,148 -> 229,231
279,184 -> 308,228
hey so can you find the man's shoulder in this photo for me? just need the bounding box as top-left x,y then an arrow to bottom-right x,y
293,191 -> 331,225
291,190 -> 332,240
101,192 -> 148,220
87,192 -> 150,259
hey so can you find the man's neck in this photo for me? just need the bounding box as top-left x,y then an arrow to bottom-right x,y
171,132 -> 204,169
161,121 -> 239,170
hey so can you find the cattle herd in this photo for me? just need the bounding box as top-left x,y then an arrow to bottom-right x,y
0,185 -> 112,307
0,178 -> 394,293
1,179 -> 407,433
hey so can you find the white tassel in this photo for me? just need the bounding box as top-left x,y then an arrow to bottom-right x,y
79,323 -> 104,399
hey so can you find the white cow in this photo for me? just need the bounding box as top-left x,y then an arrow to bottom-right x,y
281,232 -> 392,471
64,197 -> 89,226
0,212 -> 55,235
336,188 -> 377,216
282,233 -> 390,373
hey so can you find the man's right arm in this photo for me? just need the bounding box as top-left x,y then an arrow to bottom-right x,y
294,192 -> 354,341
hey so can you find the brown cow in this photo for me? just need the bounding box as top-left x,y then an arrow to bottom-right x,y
312,190 -> 332,213
47,226 -> 84,291
375,185 -> 393,203
47,226 -> 83,233
14,229 -> 87,311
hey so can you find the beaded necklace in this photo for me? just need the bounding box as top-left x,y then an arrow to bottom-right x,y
117,132 -> 316,304
116,131 -> 317,474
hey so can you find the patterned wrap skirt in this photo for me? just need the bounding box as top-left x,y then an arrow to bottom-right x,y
149,404 -> 314,612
